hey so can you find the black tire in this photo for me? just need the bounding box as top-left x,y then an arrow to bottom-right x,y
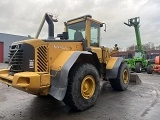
109,62 -> 130,91
135,62 -> 142,73
147,65 -> 153,74
63,63 -> 100,111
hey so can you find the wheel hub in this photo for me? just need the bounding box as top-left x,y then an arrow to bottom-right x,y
81,75 -> 95,99
122,69 -> 129,84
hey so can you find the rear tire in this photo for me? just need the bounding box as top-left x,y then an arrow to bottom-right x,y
109,62 -> 130,91
135,62 -> 142,73
147,65 -> 153,74
63,63 -> 100,111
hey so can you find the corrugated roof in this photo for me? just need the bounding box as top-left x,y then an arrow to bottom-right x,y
0,33 -> 29,42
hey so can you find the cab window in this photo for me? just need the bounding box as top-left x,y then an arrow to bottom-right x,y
66,21 -> 86,40
90,22 -> 100,47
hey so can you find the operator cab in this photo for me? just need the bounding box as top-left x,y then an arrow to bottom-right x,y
134,52 -> 142,58
134,51 -> 148,60
65,15 -> 104,47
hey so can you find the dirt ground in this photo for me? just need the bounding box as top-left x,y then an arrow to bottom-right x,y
0,63 -> 160,120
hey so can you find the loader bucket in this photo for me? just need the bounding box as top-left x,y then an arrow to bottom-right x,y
130,73 -> 141,84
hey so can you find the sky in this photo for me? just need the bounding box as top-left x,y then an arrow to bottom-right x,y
0,0 -> 160,49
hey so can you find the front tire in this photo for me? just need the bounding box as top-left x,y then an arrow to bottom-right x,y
147,65 -> 153,74
135,62 -> 142,73
109,62 -> 130,91
63,63 -> 100,111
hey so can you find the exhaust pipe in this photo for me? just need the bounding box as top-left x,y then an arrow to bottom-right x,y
35,13 -> 57,39
45,13 -> 54,39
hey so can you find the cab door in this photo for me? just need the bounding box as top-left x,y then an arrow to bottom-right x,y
89,21 -> 103,62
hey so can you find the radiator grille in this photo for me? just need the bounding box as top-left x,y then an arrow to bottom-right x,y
9,49 -> 23,72
37,46 -> 48,72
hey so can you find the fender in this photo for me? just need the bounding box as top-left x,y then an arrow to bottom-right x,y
105,57 -> 124,79
49,51 -> 92,101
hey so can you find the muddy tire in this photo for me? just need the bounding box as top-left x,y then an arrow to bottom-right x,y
109,62 -> 130,91
135,62 -> 142,73
63,63 -> 100,111
147,65 -> 153,74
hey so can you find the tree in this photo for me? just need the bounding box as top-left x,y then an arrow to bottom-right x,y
143,42 -> 155,51
126,44 -> 136,51
126,42 -> 158,51
118,47 -> 123,51
155,45 -> 160,50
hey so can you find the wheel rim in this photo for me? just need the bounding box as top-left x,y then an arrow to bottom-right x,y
140,65 -> 142,71
81,75 -> 95,99
122,69 -> 129,84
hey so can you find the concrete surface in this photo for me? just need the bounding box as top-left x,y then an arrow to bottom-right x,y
0,63 -> 8,69
0,63 -> 160,120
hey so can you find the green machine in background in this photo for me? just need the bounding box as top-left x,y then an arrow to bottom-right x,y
124,17 -> 148,73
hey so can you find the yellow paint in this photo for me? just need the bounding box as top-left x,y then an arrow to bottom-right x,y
15,39 -> 47,48
91,47 -> 103,62
106,57 -> 118,69
50,51 -> 75,71
110,49 -> 119,56
0,71 -> 50,95
101,47 -> 110,63
86,19 -> 90,46
48,42 -> 83,70
0,69 -> 9,74
67,18 -> 85,25
40,74 -> 50,86
33,41 -> 83,72
16,77 -> 30,87
87,18 -> 102,24
13,72 -> 41,92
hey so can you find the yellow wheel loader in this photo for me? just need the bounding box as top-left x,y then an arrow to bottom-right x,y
0,13 -> 130,111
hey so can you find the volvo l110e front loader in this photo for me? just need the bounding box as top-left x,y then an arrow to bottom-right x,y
0,13 -> 130,111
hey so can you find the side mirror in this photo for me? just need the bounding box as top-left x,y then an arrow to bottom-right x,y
101,23 -> 106,32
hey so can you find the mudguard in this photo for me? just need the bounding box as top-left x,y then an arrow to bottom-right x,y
49,51 -> 92,101
105,57 -> 124,79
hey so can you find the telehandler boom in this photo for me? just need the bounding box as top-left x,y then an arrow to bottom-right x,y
124,17 -> 148,73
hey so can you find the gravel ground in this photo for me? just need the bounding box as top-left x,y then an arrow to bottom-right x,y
0,63 -> 160,120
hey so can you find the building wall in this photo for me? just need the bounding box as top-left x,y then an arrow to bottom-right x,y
0,33 -> 29,62
0,42 -> 3,63
113,50 -> 160,59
